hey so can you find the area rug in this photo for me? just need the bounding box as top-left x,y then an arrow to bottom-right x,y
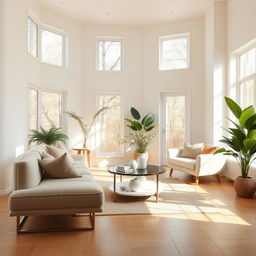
93,172 -> 221,215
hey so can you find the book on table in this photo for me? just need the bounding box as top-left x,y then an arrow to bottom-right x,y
116,165 -> 134,174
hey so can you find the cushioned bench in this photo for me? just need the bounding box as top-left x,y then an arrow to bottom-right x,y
9,145 -> 104,233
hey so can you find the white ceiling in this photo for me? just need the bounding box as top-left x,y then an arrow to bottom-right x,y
37,0 -> 213,26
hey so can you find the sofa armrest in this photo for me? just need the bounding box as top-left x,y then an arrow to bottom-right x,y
195,154 -> 226,176
168,148 -> 183,158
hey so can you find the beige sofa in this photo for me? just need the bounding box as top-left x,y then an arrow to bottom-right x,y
9,145 -> 104,233
168,148 -> 226,184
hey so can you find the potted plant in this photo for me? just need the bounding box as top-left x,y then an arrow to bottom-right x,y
29,126 -> 68,146
122,107 -> 157,169
215,97 -> 256,198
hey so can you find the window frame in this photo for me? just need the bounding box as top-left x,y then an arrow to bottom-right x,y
159,33 -> 190,71
27,17 -> 38,58
96,37 -> 123,72
237,44 -> 256,108
27,14 -> 67,67
28,85 -> 66,135
95,92 -> 124,158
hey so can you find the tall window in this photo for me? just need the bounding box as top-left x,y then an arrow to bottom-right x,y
28,18 -> 38,58
159,33 -> 190,70
95,94 -> 123,157
41,29 -> 65,66
27,17 -> 67,67
28,87 -> 64,132
97,39 -> 122,71
238,46 -> 256,109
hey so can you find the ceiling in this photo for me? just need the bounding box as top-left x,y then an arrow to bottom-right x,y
37,0 -> 213,26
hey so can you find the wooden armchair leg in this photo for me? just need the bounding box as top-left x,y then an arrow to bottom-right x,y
195,176 -> 199,185
169,168 -> 173,176
216,174 -> 221,183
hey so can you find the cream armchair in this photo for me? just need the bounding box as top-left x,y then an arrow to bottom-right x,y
168,148 -> 226,185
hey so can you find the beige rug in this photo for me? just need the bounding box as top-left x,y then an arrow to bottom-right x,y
94,173 -> 221,215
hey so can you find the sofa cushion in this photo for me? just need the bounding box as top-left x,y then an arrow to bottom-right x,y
9,176 -> 104,212
169,157 -> 196,170
39,153 -> 81,179
46,145 -> 66,158
180,142 -> 204,159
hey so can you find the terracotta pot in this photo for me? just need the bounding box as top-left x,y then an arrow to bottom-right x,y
234,176 -> 256,198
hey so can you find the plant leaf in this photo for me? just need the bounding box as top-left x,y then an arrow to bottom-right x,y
144,115 -> 155,127
243,138 -> 256,152
132,121 -> 142,130
214,148 -> 226,154
141,114 -> 150,125
225,97 -> 242,119
239,106 -> 255,128
248,129 -> 256,139
144,125 -> 155,131
131,107 -> 140,120
127,125 -> 137,131
245,115 -> 256,130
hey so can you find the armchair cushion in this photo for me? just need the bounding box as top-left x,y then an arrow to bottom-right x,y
169,157 -> 195,170
180,142 -> 204,159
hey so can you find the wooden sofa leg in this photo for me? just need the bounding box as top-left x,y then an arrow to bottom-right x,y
169,168 -> 173,176
216,174 -> 221,183
195,176 -> 199,185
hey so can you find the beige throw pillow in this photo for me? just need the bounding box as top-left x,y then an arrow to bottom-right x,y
38,152 -> 81,179
46,145 -> 66,158
180,143 -> 204,159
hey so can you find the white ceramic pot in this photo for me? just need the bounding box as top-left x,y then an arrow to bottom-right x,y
137,152 -> 148,169
128,160 -> 138,170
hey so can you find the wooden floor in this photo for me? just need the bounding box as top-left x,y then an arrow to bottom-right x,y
1,170 -> 256,256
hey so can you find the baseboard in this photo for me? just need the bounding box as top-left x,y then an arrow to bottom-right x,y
0,186 -> 12,196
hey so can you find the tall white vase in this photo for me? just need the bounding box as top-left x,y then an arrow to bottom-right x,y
137,152 -> 148,169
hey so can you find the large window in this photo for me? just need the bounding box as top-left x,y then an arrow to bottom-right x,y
97,39 -> 122,71
28,87 -> 64,132
95,94 -> 123,157
28,18 -> 38,58
159,33 -> 190,71
238,46 -> 256,109
27,17 -> 67,67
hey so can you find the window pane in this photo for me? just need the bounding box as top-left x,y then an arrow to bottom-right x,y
166,96 -> 185,148
160,36 -> 189,70
41,92 -> 62,130
28,89 -> 38,130
28,18 -> 38,58
240,79 -> 255,109
96,95 -> 122,156
239,48 -> 256,79
41,29 -> 64,66
98,40 -> 121,71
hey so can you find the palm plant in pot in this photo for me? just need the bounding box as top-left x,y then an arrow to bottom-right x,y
122,107 -> 157,169
29,126 -> 68,146
215,97 -> 256,198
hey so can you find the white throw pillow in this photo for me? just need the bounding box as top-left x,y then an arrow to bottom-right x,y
180,142 -> 204,159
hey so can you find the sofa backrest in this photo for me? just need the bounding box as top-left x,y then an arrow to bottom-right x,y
14,145 -> 46,190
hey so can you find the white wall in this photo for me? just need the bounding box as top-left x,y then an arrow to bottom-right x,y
0,0 -> 83,195
143,17 -> 205,164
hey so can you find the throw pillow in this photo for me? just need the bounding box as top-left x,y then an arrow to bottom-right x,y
201,145 -> 217,154
46,145 -> 66,158
41,151 -> 55,160
180,142 -> 204,159
38,152 -> 81,178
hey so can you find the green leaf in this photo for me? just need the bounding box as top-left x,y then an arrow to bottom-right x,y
245,115 -> 256,129
228,128 -> 246,142
243,138 -> 256,152
127,125 -> 137,131
144,115 -> 155,127
239,106 -> 255,128
214,148 -> 226,154
144,125 -> 155,131
125,118 -> 133,124
132,121 -> 142,130
226,118 -> 245,135
225,97 -> 242,119
131,107 -> 140,120
141,114 -> 150,125
248,129 -> 256,139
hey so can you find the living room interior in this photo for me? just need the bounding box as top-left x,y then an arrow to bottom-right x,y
1,0 -> 256,255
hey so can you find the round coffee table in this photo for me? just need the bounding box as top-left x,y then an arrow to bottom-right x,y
108,165 -> 166,203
